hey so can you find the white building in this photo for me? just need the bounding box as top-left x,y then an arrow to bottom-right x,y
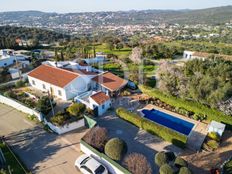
208,121 -> 226,137
75,91 -> 111,116
0,49 -> 28,67
183,51 -> 195,59
28,64 -> 91,100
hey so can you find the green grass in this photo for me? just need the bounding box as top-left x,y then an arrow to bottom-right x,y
0,142 -> 28,174
94,43 -> 132,59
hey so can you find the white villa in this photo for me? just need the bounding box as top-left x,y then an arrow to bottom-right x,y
0,49 -> 29,67
28,61 -> 128,116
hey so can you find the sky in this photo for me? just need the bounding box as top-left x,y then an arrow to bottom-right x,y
0,0 -> 231,13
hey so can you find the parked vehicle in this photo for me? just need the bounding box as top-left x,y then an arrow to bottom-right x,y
75,154 -> 108,174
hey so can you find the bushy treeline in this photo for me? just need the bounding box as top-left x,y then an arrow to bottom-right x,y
157,59 -> 232,112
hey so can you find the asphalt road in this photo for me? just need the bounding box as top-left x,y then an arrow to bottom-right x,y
0,103 -> 86,174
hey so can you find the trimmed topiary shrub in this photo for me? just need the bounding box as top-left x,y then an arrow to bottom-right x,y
67,103 -> 86,118
174,157 -> 188,168
179,167 -> 192,174
104,138 -> 127,161
155,152 -> 168,167
208,132 -> 220,142
159,164 -> 174,174
123,153 -> 152,174
82,126 -> 108,152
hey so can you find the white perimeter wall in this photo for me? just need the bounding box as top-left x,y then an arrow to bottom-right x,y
44,118 -> 85,135
0,94 -> 43,121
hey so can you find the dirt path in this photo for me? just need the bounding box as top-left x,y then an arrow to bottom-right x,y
182,131 -> 232,173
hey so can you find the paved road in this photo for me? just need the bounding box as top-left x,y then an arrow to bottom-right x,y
0,103 -> 86,174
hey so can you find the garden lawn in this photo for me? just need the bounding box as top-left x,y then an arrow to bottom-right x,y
94,43 -> 132,59
0,141 -> 28,174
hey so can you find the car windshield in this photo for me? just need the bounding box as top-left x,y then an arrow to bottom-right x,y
94,165 -> 105,174
80,157 -> 90,165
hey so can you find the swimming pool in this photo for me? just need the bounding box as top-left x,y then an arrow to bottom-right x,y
141,109 -> 194,136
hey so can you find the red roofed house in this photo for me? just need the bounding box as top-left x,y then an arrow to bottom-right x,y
92,72 -> 128,97
28,64 -> 90,100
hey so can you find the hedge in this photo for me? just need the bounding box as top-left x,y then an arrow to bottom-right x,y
116,108 -> 187,148
139,85 -> 232,129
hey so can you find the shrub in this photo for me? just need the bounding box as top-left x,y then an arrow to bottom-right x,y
116,108 -> 187,148
67,103 -> 86,118
104,138 -> 127,161
174,157 -> 188,168
36,96 -> 53,114
207,140 -> 219,150
179,167 -> 192,174
155,152 -> 168,167
139,85 -> 232,129
82,127 -> 108,152
123,153 -> 152,174
15,80 -> 25,88
208,132 -> 220,142
3,91 -> 17,99
116,107 -> 143,128
50,114 -> 67,126
159,164 -> 174,174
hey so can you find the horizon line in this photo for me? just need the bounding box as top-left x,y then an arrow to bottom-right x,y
0,5 -> 231,14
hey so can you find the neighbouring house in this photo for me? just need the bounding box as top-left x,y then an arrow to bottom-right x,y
208,121 -> 226,137
183,50 -> 232,61
28,64 -> 90,100
92,72 -> 128,97
75,91 -> 111,116
0,49 -> 28,67
8,68 -> 21,79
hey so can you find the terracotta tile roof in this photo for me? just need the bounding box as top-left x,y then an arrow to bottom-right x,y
90,91 -> 110,105
64,68 -> 97,75
92,72 -> 128,92
28,64 -> 79,88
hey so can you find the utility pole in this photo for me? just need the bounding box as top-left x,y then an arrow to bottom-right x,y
47,90 -> 55,116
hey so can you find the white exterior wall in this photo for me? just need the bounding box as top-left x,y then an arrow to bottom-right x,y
89,97 -> 111,116
28,76 -> 67,100
183,51 -> 194,59
44,118 -> 85,134
0,57 -> 15,67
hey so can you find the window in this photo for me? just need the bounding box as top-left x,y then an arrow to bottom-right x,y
42,84 -> 46,89
58,90 -> 62,96
102,104 -> 105,109
32,80 -> 35,85
80,166 -> 93,174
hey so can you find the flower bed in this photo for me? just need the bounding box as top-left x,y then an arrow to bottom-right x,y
139,85 -> 232,129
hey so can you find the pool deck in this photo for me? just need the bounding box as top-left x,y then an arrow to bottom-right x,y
142,104 -> 208,151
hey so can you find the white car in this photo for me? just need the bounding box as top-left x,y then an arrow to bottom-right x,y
75,154 -> 108,174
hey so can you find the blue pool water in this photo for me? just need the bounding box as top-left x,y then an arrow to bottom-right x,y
142,109 -> 194,136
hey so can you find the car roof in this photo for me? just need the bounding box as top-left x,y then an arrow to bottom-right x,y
84,157 -> 102,172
